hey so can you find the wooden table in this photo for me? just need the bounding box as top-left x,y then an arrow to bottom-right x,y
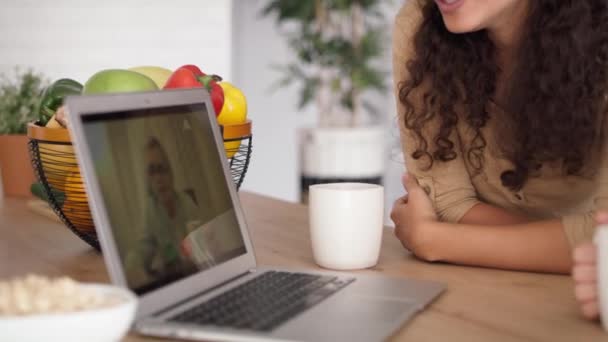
1,192 -> 606,341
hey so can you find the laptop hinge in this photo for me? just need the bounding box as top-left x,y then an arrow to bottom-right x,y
151,270 -> 255,317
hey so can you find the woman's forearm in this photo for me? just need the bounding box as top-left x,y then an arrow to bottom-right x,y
459,202 -> 530,225
430,219 -> 572,274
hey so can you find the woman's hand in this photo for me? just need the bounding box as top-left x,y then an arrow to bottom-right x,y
390,173 -> 441,261
573,212 -> 608,320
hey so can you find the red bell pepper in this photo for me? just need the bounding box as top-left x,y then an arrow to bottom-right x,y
164,64 -> 224,116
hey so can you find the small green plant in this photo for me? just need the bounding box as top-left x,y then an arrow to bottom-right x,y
0,68 -> 47,134
263,0 -> 388,127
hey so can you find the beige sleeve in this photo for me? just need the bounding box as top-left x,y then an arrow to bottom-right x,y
562,213 -> 596,247
392,1 -> 480,223
561,132 -> 608,247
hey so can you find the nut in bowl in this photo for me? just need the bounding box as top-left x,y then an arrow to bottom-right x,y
0,275 -> 137,342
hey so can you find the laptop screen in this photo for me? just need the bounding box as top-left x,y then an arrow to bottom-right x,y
81,103 -> 247,295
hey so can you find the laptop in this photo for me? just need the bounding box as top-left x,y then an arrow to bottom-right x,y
66,88 -> 445,342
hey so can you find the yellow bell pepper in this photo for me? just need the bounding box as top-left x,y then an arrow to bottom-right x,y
218,82 -> 247,158
217,82 -> 247,125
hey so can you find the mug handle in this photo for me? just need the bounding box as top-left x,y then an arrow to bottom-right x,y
594,225 -> 608,331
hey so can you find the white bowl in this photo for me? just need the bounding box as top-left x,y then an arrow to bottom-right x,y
0,283 -> 137,342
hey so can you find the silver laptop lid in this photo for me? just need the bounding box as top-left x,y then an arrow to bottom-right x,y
66,89 -> 257,318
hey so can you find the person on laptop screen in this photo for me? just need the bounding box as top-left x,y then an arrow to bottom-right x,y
81,106 -> 247,293
127,135 -> 241,287
126,137 -> 201,282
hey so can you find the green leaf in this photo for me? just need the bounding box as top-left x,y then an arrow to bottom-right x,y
352,65 -> 386,92
267,63 -> 308,93
262,0 -> 389,122
330,78 -> 342,92
359,30 -> 385,60
362,100 -> 380,118
262,0 -> 316,23
298,77 -> 320,109
0,68 -> 48,134
340,89 -> 354,111
30,182 -> 66,206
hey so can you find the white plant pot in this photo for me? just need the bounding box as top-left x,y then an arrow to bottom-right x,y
300,126 -> 385,181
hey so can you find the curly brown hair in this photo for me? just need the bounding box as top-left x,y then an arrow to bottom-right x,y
398,0 -> 608,191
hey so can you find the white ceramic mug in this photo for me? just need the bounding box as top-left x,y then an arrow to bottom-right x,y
594,225 -> 608,330
309,183 -> 384,270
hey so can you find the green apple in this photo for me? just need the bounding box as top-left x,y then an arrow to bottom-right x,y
83,69 -> 159,94
128,66 -> 172,88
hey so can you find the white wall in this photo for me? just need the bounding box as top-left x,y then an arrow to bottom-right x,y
233,0 -> 404,201
231,0 -> 317,202
0,0 -> 407,224
232,0 -> 405,225
0,0 -> 233,83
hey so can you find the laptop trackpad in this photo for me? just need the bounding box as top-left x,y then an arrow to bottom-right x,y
275,294 -> 418,342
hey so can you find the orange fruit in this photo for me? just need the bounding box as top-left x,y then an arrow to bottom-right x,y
38,143 -> 77,193
62,166 -> 94,233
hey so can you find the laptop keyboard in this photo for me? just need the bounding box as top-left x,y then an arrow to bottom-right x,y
169,271 -> 355,332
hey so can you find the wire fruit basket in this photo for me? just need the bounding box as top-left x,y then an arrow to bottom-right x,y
27,120 -> 252,251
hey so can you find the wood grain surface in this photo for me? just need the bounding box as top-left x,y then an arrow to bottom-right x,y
1,192 -> 605,341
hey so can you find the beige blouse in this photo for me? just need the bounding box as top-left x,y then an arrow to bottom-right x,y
392,1 -> 608,248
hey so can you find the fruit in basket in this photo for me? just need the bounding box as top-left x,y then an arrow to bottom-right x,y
128,66 -> 172,88
38,146 -> 77,193
164,65 -> 224,115
30,182 -> 65,206
44,115 -> 64,129
217,82 -> 247,158
217,82 -> 247,125
64,167 -> 85,198
37,131 -> 75,194
83,69 -> 158,94
223,140 -> 240,159
37,107 -> 77,192
38,79 -> 83,126
62,166 -> 94,232
54,106 -> 69,127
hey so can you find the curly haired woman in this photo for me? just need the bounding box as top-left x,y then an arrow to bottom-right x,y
390,0 -> 608,320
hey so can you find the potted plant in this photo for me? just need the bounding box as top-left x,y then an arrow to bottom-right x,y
0,68 -> 47,197
263,0 -> 388,202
